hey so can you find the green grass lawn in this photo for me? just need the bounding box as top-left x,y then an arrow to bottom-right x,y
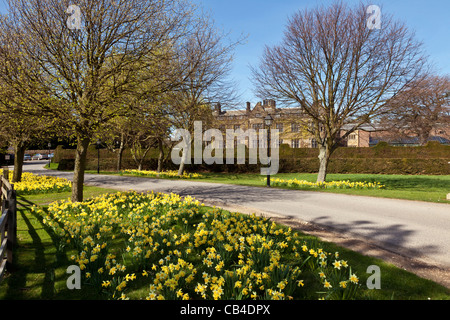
193,172 -> 450,203
1,187 -> 449,300
0,186 -> 119,300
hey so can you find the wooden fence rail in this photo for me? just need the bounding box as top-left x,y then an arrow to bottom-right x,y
0,167 -> 17,283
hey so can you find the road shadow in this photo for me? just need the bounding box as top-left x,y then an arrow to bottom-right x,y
160,183 -> 312,205
304,215 -> 441,263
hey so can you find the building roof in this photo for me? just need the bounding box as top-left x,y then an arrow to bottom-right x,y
340,123 -> 383,132
369,135 -> 450,146
217,102 -> 303,118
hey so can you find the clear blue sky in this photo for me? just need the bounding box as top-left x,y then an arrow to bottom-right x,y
1,0 -> 448,107
193,0 -> 450,106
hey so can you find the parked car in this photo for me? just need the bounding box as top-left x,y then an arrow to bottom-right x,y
32,153 -> 43,160
41,154 -> 49,160
48,153 -> 54,159
24,154 -> 32,161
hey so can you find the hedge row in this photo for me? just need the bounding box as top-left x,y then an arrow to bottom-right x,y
54,141 -> 450,175
57,157 -> 450,175
54,141 -> 450,160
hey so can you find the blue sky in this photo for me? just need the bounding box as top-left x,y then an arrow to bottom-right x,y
193,0 -> 450,106
1,0 -> 448,107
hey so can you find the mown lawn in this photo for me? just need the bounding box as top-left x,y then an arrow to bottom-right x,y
184,172 -> 450,203
1,186 -> 449,300
0,186 -> 119,300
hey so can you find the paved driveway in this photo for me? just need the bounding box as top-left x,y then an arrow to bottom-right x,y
15,161 -> 450,286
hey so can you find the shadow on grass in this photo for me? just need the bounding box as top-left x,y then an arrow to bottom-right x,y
1,196 -> 74,299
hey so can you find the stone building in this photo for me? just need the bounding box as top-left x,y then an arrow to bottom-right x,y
213,99 -> 318,148
213,100 -> 450,148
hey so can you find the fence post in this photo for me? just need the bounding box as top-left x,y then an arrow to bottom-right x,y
1,167 -> 16,271
7,188 -> 17,259
1,166 -> 8,205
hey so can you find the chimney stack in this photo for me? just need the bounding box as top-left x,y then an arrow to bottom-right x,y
246,102 -> 251,113
263,99 -> 276,109
215,103 -> 222,114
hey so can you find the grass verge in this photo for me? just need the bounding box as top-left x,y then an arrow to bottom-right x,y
1,187 -> 449,300
194,172 -> 450,203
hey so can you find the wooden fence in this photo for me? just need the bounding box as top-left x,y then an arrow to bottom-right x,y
0,168 -> 17,283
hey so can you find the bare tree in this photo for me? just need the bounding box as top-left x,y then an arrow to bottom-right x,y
251,1 -> 426,182
0,0 -> 195,201
167,13 -> 243,175
382,74 -> 450,145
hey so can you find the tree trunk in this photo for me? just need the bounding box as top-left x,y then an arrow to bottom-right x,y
131,141 -> 152,171
72,137 -> 90,202
116,136 -> 125,172
12,141 -> 27,183
177,160 -> 185,176
117,147 -> 124,172
136,149 -> 150,171
317,144 -> 331,183
177,137 -> 191,176
157,138 -> 164,173
418,129 -> 431,146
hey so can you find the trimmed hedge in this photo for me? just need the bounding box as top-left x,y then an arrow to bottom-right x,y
54,141 -> 450,175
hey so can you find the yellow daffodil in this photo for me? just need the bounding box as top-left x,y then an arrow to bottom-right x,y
324,281 -> 332,289
37,189 -> 360,301
350,274 -> 359,284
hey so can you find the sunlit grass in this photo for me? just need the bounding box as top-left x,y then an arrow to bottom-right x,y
194,172 -> 450,203
1,187 -> 449,300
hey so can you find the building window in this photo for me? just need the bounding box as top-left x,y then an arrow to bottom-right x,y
252,123 -> 263,130
311,138 -> 318,148
291,139 -> 299,148
349,133 -> 356,140
276,123 -> 283,132
291,123 -> 299,133
234,124 -> 240,130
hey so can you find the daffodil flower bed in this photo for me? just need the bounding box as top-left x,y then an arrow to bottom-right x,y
35,191 -> 360,300
123,169 -> 203,179
266,178 -> 385,190
0,170 -> 72,194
